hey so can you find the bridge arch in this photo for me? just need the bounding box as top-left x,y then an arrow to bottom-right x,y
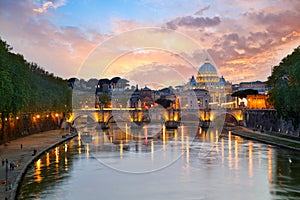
224,112 -> 239,126
213,112 -> 239,127
71,113 -> 97,128
106,112 -> 133,124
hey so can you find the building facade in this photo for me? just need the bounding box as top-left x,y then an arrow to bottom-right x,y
247,94 -> 273,109
189,59 -> 232,108
175,89 -> 210,110
239,81 -> 267,94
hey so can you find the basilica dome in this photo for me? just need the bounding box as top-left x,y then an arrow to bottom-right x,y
198,59 -> 217,75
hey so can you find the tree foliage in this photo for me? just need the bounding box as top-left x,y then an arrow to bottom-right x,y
155,98 -> 173,109
0,70 -> 13,117
267,46 -> 300,127
0,38 -> 72,116
98,93 -> 111,108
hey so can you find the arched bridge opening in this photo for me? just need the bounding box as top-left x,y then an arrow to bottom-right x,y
213,112 -> 239,127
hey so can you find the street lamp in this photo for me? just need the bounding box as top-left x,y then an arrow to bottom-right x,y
55,113 -> 60,127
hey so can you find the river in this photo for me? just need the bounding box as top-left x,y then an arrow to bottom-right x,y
18,124 -> 300,199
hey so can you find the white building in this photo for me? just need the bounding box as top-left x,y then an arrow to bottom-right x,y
189,59 -> 232,108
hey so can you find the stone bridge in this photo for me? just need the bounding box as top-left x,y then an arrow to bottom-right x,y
68,108 -> 299,135
68,107 -> 246,129
210,108 -> 245,126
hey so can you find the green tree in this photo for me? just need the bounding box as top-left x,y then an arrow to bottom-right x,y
0,71 -> 14,142
0,71 -> 13,115
267,46 -> 300,128
98,93 -> 111,108
0,37 -> 72,143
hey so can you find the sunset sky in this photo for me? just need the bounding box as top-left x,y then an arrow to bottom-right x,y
0,0 -> 299,85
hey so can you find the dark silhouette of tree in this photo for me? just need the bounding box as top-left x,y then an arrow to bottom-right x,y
67,77 -> 78,89
231,89 -> 258,99
86,78 -> 98,88
155,98 -> 173,109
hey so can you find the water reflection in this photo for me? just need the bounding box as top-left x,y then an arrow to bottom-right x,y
18,125 -> 300,200
86,143 -> 89,157
64,143 -> 68,153
228,131 -> 232,169
34,159 -> 42,183
234,139 -> 238,169
18,139 -> 79,199
46,153 -> 50,167
248,140 -> 253,178
55,147 -> 59,163
268,147 -> 273,183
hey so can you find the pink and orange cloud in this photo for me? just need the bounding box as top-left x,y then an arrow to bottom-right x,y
0,0 -> 299,84
33,0 -> 66,13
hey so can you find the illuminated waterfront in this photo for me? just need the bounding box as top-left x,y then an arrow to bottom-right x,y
18,125 -> 300,200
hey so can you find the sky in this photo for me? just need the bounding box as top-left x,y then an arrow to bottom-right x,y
0,0 -> 300,85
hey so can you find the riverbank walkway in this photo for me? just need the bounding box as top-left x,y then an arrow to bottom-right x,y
0,129 -> 75,200
231,126 -> 300,151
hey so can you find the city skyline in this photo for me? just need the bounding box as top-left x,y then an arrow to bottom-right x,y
0,0 -> 300,84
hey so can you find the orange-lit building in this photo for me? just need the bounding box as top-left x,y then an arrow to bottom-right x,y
247,94 -> 273,109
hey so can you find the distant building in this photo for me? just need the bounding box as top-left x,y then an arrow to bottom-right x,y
247,94 -> 272,109
188,59 -> 232,108
157,87 -> 173,99
176,89 -> 210,110
231,81 -> 269,108
189,76 -> 196,86
231,84 -> 240,93
174,85 -> 184,93
130,85 -> 141,108
95,77 -> 130,108
239,81 -> 267,94
140,86 -> 152,98
140,86 -> 154,108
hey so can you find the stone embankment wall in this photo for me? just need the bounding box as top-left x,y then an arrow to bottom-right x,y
244,109 -> 300,136
0,113 -> 60,144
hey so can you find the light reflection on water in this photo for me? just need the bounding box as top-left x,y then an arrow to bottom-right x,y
18,125 -> 300,200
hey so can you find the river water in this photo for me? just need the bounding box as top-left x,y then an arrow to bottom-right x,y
18,124 -> 300,200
